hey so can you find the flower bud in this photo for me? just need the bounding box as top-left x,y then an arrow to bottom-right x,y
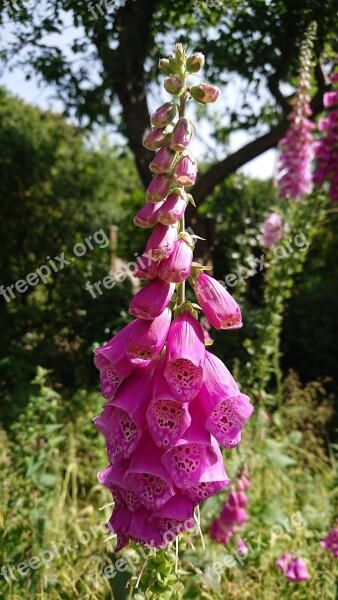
146,174 -> 172,203
159,238 -> 193,283
190,83 -> 220,104
157,191 -> 187,225
186,52 -> 205,73
145,223 -> 177,260
143,127 -> 171,151
173,154 -> 198,187
134,202 -> 163,228
164,75 -> 184,95
149,145 -> 177,174
151,102 -> 177,128
170,118 -> 193,152
158,58 -> 173,76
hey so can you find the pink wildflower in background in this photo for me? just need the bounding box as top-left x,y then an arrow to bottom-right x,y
320,523 -> 338,557
313,73 -> 338,203
276,28 -> 316,200
260,213 -> 284,249
276,552 -> 310,582
93,44 -> 253,551
209,471 -> 251,545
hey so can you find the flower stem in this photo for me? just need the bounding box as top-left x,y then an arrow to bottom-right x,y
176,83 -> 188,310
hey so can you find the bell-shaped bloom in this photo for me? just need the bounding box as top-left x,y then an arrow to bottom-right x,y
161,402 -> 218,488
94,365 -> 155,463
150,145 -> 177,174
194,272 -> 242,330
125,432 -> 175,510
185,437 -> 230,504
276,552 -> 293,573
151,102 -> 177,128
98,461 -> 144,513
145,224 -> 177,260
157,192 -> 187,225
129,278 -> 175,320
134,202 -> 163,228
190,83 -> 220,104
147,358 -> 191,448
143,127 -> 171,151
146,174 -> 172,203
198,352 -> 253,448
173,154 -> 197,187
170,118 -> 193,152
126,309 -> 171,367
320,526 -> 338,557
129,508 -> 166,548
159,238 -> 193,283
260,213 -> 284,249
285,557 -> 310,582
93,322 -> 135,399
164,310 -> 205,402
134,252 -> 161,280
150,494 -> 195,543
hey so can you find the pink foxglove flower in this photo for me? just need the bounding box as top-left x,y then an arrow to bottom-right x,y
161,402 -> 218,488
134,201 -> 163,228
320,525 -> 338,557
260,213 -> 284,249
170,118 -> 193,152
157,191 -> 187,225
134,252 -> 161,280
164,310 -> 205,402
151,102 -> 177,128
185,438 -> 230,503
147,358 -> 191,448
159,238 -> 193,283
313,74 -> 338,203
198,352 -> 254,448
94,44 -> 253,550
94,322 -> 135,399
150,145 -> 177,174
126,309 -> 171,366
194,272 -> 242,330
143,127 -> 171,151
146,174 -> 172,203
145,223 -> 177,259
285,557 -> 310,582
129,277 -> 175,320
276,552 -> 293,573
173,154 -> 198,187
276,30 -> 315,200
209,471 -> 250,545
94,364 -> 155,463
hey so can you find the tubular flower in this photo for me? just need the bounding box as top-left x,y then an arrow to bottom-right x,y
194,272 -> 242,330
94,44 -> 253,551
276,27 -> 316,200
313,73 -> 338,203
276,552 -> 310,581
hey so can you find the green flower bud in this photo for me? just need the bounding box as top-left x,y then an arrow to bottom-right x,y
190,82 -> 220,103
158,58 -> 173,76
186,52 -> 205,73
164,75 -> 184,95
